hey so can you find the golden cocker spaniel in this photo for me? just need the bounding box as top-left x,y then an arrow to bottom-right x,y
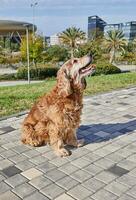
22,55 -> 95,157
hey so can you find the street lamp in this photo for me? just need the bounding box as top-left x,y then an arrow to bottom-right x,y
31,2 -> 38,66
23,24 -> 30,84
31,2 -> 38,41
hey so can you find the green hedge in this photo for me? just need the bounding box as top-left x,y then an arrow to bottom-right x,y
94,61 -> 121,75
17,66 -> 59,80
0,73 -> 17,81
0,62 -> 121,81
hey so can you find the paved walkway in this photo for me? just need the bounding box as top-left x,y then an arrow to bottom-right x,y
0,80 -> 43,87
0,87 -> 136,200
116,64 -> 136,72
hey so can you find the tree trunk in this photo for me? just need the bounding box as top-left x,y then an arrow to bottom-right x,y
70,48 -> 74,58
110,49 -> 115,63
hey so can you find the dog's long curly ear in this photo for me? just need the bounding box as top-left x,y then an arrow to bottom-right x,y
57,68 -> 72,97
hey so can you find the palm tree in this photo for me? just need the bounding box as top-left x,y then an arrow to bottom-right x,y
104,30 -> 127,63
132,38 -> 136,51
59,27 -> 86,58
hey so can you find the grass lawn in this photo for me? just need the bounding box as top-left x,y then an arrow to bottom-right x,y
0,72 -> 136,117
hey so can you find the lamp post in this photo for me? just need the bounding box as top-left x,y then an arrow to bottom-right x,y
31,2 -> 38,66
23,24 -> 30,84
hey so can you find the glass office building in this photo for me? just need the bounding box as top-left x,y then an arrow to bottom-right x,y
104,21 -> 136,41
88,15 -> 106,39
104,23 -> 121,33
122,22 -> 136,40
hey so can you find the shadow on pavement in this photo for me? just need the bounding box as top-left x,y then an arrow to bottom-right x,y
77,119 -> 136,144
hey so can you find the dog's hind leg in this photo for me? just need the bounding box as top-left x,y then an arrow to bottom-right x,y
22,122 -> 46,147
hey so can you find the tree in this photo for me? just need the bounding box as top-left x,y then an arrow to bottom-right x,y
104,30 -> 127,63
59,27 -> 86,58
74,31 -> 105,62
20,34 -> 44,65
42,45 -> 69,63
74,40 -> 103,62
132,38 -> 136,52
120,40 -> 136,64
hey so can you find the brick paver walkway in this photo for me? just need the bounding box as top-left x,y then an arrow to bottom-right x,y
0,87 -> 136,200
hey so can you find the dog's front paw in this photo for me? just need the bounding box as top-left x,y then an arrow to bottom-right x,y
56,148 -> 70,157
77,139 -> 85,147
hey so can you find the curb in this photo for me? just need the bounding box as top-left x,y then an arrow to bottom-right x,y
84,85 -> 136,99
0,110 -> 29,121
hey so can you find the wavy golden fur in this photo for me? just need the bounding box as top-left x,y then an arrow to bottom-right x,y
22,55 -> 95,157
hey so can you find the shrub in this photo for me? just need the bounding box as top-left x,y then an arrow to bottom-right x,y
6,56 -> 21,64
0,55 -> 6,64
0,73 -> 17,81
94,61 -> 121,75
43,45 -> 69,63
17,66 -> 59,80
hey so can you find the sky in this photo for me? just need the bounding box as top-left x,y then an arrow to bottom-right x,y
0,0 -> 136,36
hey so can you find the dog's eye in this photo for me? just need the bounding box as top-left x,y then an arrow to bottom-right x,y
73,59 -> 78,63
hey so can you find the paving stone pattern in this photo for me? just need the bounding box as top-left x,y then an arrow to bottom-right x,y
0,87 -> 136,199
